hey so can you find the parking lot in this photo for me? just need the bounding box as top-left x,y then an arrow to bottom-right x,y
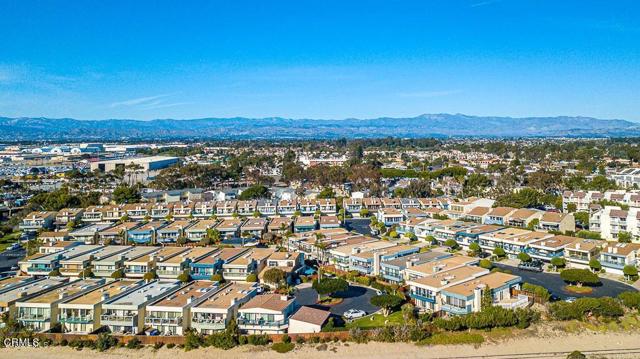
0,247 -> 25,272
344,218 -> 372,236
295,282 -> 380,316
496,263 -> 637,299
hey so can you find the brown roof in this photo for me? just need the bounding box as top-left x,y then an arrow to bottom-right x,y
541,212 -> 568,223
609,209 -> 628,218
290,306 -> 330,326
487,207 -> 516,217
240,293 -> 294,312
467,206 -> 491,216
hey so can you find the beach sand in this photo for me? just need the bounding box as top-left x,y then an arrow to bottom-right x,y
3,332 -> 640,359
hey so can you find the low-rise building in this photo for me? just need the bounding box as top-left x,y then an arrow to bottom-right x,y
564,239 -> 601,269
15,278 -> 105,332
100,280 -> 181,334
0,277 -> 69,318
191,282 -> 258,334
294,216 -> 317,233
288,306 -> 330,334
127,221 -> 167,244
124,247 -> 189,278
440,272 -> 525,315
156,247 -> 217,279
58,279 -> 143,333
237,294 -> 297,334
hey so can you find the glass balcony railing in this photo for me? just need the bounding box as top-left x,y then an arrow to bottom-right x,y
237,318 -> 288,328
145,316 -> 182,325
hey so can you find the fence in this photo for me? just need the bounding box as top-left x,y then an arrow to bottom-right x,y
513,289 -> 547,305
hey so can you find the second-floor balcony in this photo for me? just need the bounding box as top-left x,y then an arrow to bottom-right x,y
409,290 -> 436,303
59,314 -> 94,324
145,316 -> 182,326
237,318 -> 288,329
100,314 -> 137,326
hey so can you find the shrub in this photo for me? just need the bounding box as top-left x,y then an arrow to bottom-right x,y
560,269 -> 600,286
433,307 -> 539,331
272,342 -> 295,353
493,247 -> 506,258
517,252 -> 531,262
95,333 -> 118,352
567,350 -> 587,359
153,342 -> 164,350
126,337 -> 142,349
550,257 -> 566,270
589,258 -> 602,272
210,273 -> 224,282
479,259 -> 493,269
418,332 -> 484,346
618,291 -> 640,310
177,271 -> 191,283
184,330 -> 203,351
444,239 -> 459,250
469,242 -> 481,255
246,334 -> 270,345
245,273 -> 258,282
623,265 -> 639,280
522,282 -> 550,302
166,343 -> 176,349
313,278 -> 349,297
204,332 -> 237,350
549,297 -> 624,320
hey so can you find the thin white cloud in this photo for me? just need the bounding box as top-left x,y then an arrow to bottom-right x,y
397,90 -> 462,98
109,94 -> 171,108
470,0 -> 501,8
142,101 -> 192,110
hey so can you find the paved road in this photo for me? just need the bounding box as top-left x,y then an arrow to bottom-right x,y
295,283 -> 380,315
0,248 -> 25,272
496,263 -> 637,299
344,218 -> 372,236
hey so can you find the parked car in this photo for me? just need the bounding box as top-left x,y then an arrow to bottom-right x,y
343,309 -> 367,319
518,261 -> 543,272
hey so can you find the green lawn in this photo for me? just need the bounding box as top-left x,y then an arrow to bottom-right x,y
346,311 -> 405,329
0,232 -> 20,252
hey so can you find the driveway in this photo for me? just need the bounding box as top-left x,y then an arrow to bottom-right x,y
344,218 -> 372,236
495,263 -> 637,299
295,283 -> 380,315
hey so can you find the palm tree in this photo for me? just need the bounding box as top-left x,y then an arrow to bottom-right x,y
313,232 -> 328,279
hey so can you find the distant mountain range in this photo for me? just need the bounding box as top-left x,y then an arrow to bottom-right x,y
1,114 -> 639,141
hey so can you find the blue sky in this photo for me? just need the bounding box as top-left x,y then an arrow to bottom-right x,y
0,0 -> 639,121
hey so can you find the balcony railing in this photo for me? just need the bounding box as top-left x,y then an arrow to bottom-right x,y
100,314 -> 137,325
409,291 -> 436,303
60,315 -> 93,324
145,316 -> 182,325
494,295 -> 530,309
18,314 -> 50,322
237,318 -> 288,328
441,304 -> 470,315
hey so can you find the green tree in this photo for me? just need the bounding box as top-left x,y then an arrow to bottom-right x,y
316,187 -> 335,199
481,286 -> 493,310
517,252 -> 532,263
550,257 -> 566,271
492,247 -> 506,258
143,270 -> 158,282
238,185 -> 270,200
444,239 -> 459,251
469,242 -> 482,256
623,265 -> 639,281
560,269 -> 600,286
589,258 -> 602,272
479,259 -> 493,269
370,294 -> 403,316
618,231 -> 633,243
263,268 -> 286,287
312,278 -> 348,298
246,273 -> 258,282
177,270 -> 191,283
113,184 -> 141,204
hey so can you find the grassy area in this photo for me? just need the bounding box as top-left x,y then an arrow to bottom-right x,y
0,231 -> 20,252
565,285 -> 593,294
346,311 -> 404,329
417,332 -> 484,346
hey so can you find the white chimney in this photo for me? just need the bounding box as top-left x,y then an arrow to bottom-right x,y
187,295 -> 194,304
575,243 -> 581,250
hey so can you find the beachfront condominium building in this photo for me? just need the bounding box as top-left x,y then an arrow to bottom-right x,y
191,282 -> 258,334
15,279 -> 105,332
0,277 -> 68,319
407,265 -> 489,312
439,272 -> 525,315
144,280 -> 220,335
100,280 -> 181,334
58,280 -> 143,333
19,244 -> 102,276
127,221 -> 167,244
237,294 -> 297,334
599,242 -> 640,275
527,235 -> 578,262
97,222 -> 141,245
294,216 -> 317,232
